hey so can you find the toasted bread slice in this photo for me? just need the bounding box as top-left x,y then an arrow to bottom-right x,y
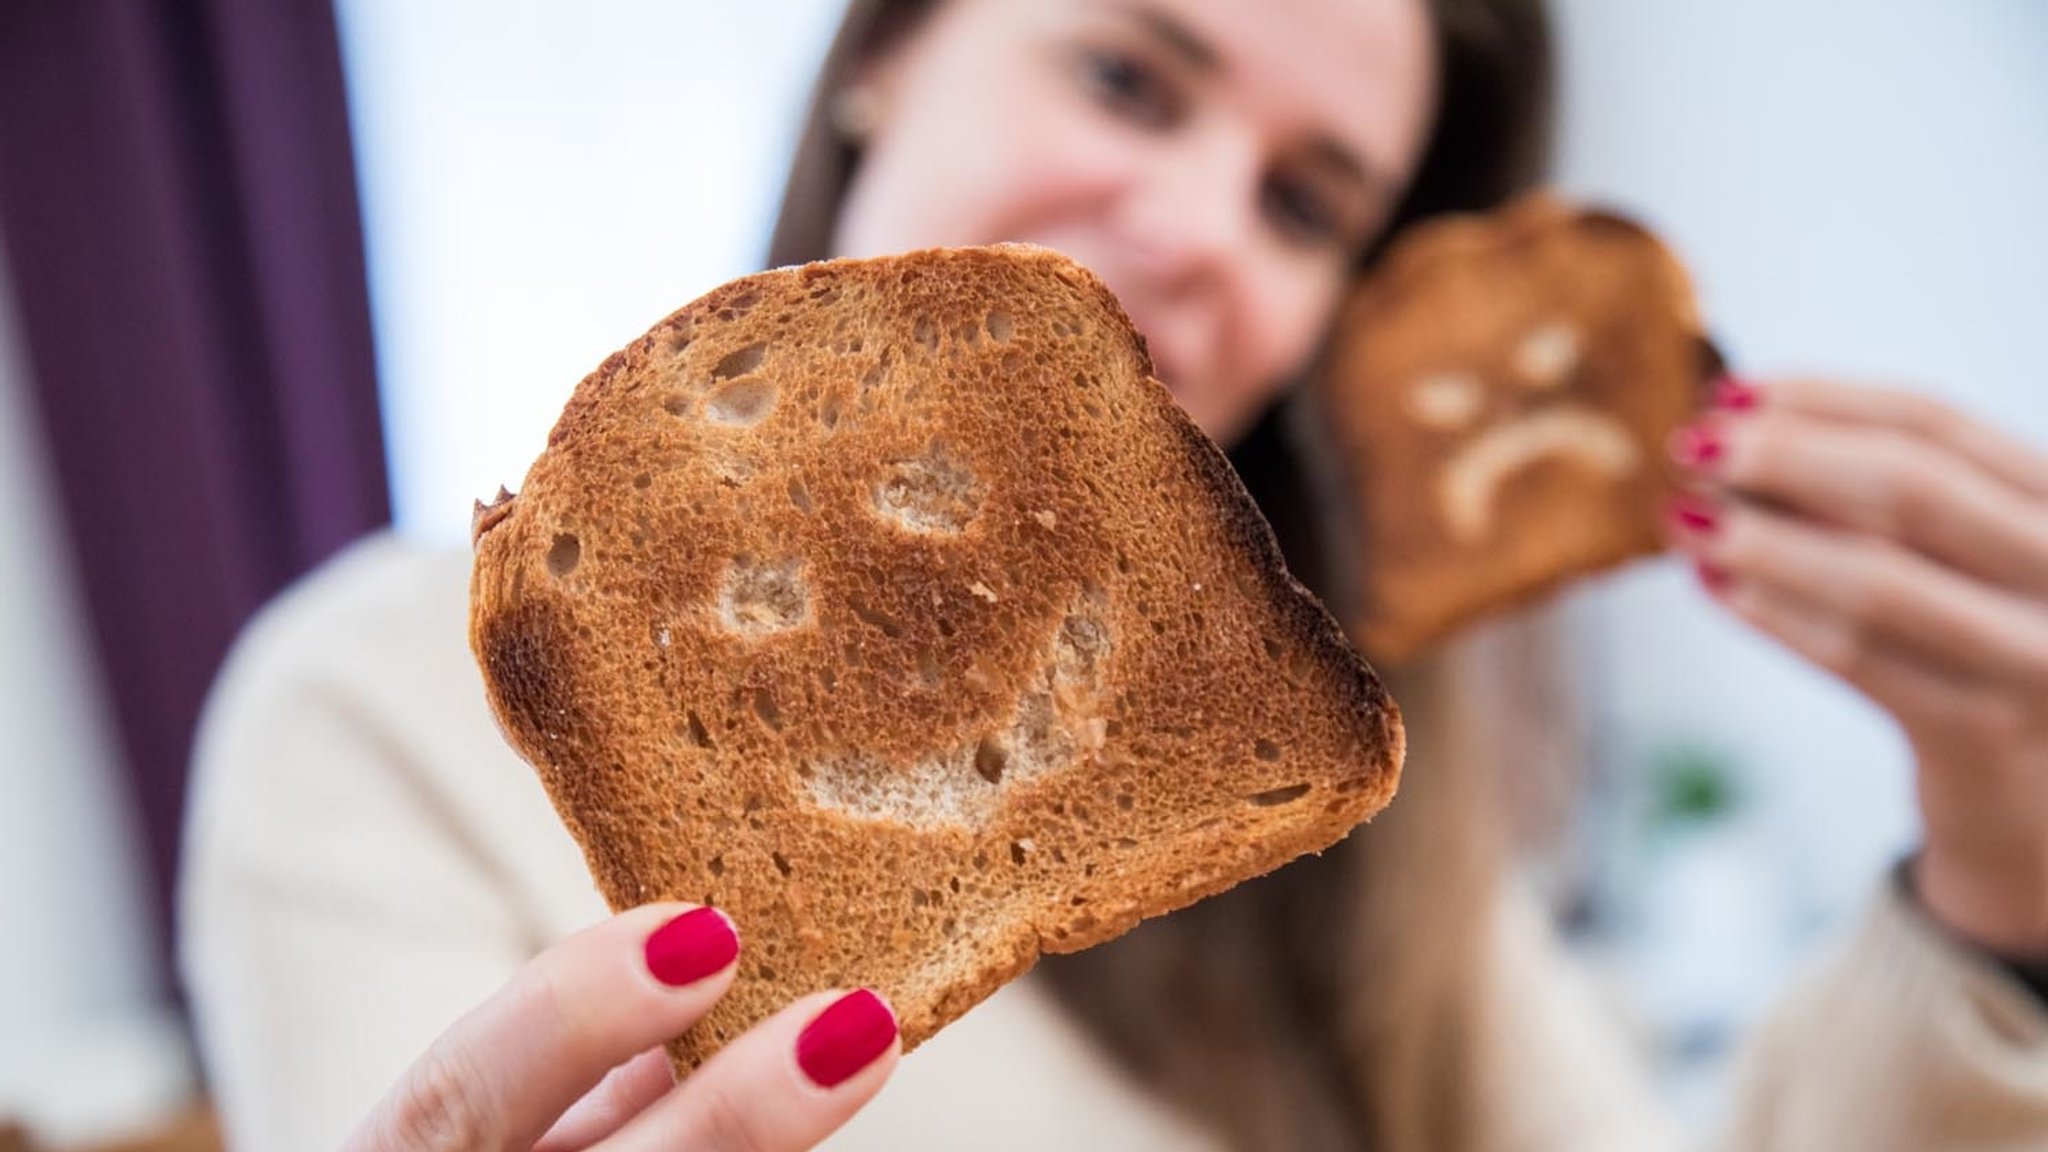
469,245 -> 1403,1070
1317,194 -> 1715,663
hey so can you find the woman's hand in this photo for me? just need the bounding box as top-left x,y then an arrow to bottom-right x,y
1667,377 -> 2048,955
343,904 -> 899,1151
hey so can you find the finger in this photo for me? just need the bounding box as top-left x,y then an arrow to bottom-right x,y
1693,407 -> 2048,596
345,904 -> 740,1152
1702,565 -> 2018,743
601,988 -> 900,1152
1747,377 -> 2048,499
536,1048 -> 676,1152
1671,495 -> 2048,686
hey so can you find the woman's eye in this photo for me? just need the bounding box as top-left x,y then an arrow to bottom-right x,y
1076,47 -> 1177,129
1262,177 -> 1342,249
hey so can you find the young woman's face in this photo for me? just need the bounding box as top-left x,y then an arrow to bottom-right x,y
832,0 -> 1438,446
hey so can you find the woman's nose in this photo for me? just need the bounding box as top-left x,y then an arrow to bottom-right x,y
1116,129 -> 1261,291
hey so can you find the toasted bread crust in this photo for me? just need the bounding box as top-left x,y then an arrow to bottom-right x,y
471,245 -> 1402,1069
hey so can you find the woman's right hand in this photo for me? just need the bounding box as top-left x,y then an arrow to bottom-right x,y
342,904 -> 899,1151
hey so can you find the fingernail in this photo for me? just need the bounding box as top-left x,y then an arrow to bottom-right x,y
1667,494 -> 1719,536
644,907 -> 739,987
1712,375 -> 1761,411
1667,424 -> 1724,469
1695,558 -> 1732,593
796,989 -> 898,1088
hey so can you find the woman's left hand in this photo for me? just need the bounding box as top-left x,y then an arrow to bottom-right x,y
1666,377 -> 2048,956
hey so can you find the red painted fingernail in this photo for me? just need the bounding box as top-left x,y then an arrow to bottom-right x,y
1694,558 -> 1732,592
1712,375 -> 1761,411
1668,424 -> 1725,468
1667,494 -> 1719,536
796,989 -> 898,1088
644,907 -> 739,987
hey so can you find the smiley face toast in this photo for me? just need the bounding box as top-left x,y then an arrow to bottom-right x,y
471,245 -> 1403,1073
1317,194 -> 1715,663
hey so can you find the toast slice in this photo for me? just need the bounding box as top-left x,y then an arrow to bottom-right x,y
1316,194 -> 1716,663
469,244 -> 1403,1070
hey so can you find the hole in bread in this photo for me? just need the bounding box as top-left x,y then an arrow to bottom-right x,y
756,963 -> 778,981
1010,840 -> 1030,865
985,309 -> 1014,342
633,472 -> 653,490
974,736 -> 1007,784
818,391 -> 844,429
772,851 -> 793,878
1262,636 -> 1285,661
752,687 -> 782,731
661,393 -> 689,416
1115,793 -> 1134,811
873,442 -> 980,534
723,289 -> 761,317
546,533 -> 581,577
712,341 -> 768,379
913,314 -> 939,352
1249,783 -> 1312,807
860,356 -> 889,393
707,854 -> 726,877
1253,738 -> 1281,762
956,320 -> 981,346
846,598 -> 904,639
719,557 -> 810,636
706,377 -> 777,426
661,327 -> 693,359
682,711 -> 713,749
787,477 -> 814,514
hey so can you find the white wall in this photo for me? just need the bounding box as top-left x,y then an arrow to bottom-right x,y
0,244 -> 194,1141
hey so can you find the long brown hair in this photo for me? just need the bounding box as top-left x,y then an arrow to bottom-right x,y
768,4 -> 1556,1150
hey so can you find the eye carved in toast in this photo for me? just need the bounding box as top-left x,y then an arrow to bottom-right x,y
1439,405 -> 1640,545
718,557 -> 812,636
873,442 -> 981,535
1405,371 -> 1485,430
803,587 -> 1113,828
1510,319 -> 1580,389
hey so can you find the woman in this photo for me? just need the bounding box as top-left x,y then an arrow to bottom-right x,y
180,0 -> 2048,1148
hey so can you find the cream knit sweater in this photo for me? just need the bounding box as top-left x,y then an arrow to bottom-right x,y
179,536 -> 2048,1151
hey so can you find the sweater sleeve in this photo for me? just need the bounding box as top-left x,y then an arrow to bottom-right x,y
1467,884 -> 1687,1152
1714,873 -> 2048,1150
177,538 -> 606,1151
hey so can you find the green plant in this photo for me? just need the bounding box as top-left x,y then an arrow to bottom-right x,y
1644,739 -> 1744,829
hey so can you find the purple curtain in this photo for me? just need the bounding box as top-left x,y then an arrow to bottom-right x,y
0,0 -> 388,979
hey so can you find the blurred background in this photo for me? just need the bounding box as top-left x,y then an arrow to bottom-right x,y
1,1 -> 2043,1146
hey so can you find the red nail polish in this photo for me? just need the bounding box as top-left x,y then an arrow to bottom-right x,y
644,907 -> 739,987
796,989 -> 898,1088
1712,375 -> 1761,411
1668,425 -> 1725,468
1668,495 -> 1719,536
1695,558 -> 1732,592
